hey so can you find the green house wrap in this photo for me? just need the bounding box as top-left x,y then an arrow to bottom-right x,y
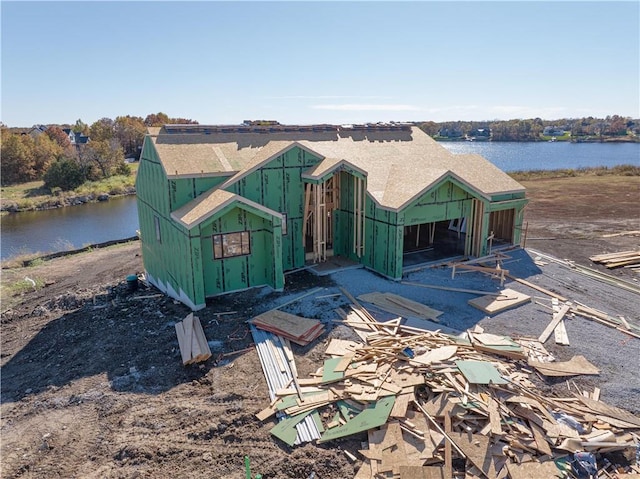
136,123 -> 527,310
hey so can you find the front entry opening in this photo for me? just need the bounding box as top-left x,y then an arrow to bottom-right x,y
304,177 -> 337,262
403,219 -> 466,266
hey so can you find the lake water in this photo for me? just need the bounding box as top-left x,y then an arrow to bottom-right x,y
1,141 -> 638,259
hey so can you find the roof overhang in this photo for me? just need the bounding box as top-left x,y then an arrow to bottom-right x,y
171,189 -> 282,230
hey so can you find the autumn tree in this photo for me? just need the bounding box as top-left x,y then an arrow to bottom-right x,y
144,112 -> 198,126
144,112 -> 170,127
74,118 -> 90,136
45,126 -> 72,150
1,134 -> 36,185
89,117 -> 116,142
78,139 -> 126,179
33,134 -> 64,178
114,115 -> 146,158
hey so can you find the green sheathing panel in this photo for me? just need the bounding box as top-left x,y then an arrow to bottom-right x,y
168,176 -> 228,212
224,147 -> 321,271
401,179 -> 476,227
362,197 -> 401,279
199,205 -> 283,297
137,139 -> 191,300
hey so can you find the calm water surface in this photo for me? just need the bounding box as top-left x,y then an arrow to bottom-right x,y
1,142 -> 638,259
1,196 -> 139,259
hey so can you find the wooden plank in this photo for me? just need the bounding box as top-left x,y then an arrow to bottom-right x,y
174,320 -> 190,365
553,319 -> 570,345
505,274 -> 568,302
182,313 -> 194,361
401,281 -> 504,296
538,304 -> 570,343
192,315 -> 212,362
444,411 -> 452,479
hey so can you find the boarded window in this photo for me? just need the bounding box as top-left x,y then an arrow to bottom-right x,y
213,231 -> 251,259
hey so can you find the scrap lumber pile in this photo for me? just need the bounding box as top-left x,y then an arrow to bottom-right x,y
590,250 -> 640,271
250,310 -> 325,346
255,305 -> 640,478
174,313 -> 212,365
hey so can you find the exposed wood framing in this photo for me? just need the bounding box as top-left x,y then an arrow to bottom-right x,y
353,175 -> 365,258
466,198 -> 486,257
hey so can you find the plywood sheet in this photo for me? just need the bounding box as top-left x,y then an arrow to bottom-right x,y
468,288 -> 531,315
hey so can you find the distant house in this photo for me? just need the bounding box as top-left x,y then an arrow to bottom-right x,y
136,123 -> 527,310
467,128 -> 491,141
543,126 -> 565,137
27,125 -> 48,138
437,127 -> 464,139
62,128 -> 90,147
62,128 -> 76,144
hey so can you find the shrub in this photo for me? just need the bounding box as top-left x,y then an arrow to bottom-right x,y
44,159 -> 85,191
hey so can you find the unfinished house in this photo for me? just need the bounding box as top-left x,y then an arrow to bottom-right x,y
135,123 -> 527,310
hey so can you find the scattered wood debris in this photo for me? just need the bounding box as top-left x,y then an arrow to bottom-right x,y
174,313 -> 212,365
253,289 -> 640,478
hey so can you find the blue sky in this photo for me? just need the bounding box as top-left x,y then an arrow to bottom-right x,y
2,1 -> 638,127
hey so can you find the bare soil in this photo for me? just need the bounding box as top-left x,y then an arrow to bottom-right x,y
1,175 -> 639,479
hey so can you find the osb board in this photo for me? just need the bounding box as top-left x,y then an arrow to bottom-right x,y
506,461 -> 563,479
325,338 -> 361,356
528,355 -> 600,377
399,466 -> 446,479
468,288 -> 531,315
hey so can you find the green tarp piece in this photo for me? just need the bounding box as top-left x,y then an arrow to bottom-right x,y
455,360 -> 507,385
318,396 -> 396,443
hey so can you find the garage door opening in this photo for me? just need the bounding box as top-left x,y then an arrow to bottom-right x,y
403,219 -> 466,266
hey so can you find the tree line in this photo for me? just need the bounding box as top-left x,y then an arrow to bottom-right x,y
418,115 -> 637,141
1,113 -> 198,188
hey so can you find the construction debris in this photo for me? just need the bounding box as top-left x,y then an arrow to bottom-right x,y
174,313 -> 212,365
250,310 -> 325,346
590,250 -> 640,270
253,288 -> 640,478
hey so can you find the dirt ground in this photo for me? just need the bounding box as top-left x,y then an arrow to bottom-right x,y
1,175 -> 638,479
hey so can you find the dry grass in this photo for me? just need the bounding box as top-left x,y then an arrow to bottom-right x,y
509,164 -> 640,181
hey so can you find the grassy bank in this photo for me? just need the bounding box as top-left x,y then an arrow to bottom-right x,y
1,164 -> 138,212
508,164 -> 640,181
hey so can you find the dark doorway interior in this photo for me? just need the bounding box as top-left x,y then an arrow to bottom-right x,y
403,220 -> 466,266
